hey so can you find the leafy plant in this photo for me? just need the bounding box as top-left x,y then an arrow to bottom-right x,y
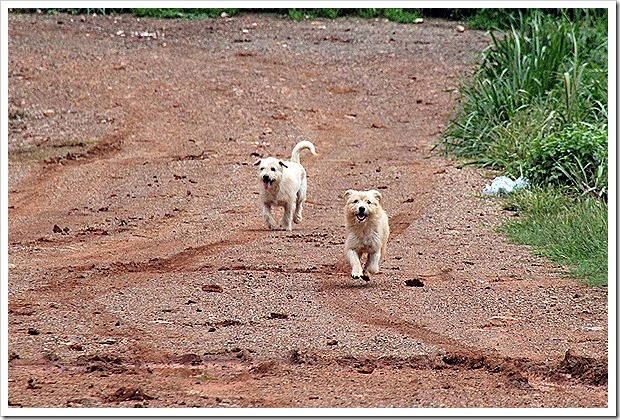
442,10 -> 608,182
524,123 -> 607,198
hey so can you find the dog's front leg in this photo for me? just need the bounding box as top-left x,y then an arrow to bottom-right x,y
365,251 -> 381,275
262,203 -> 277,230
346,249 -> 366,280
280,203 -> 294,231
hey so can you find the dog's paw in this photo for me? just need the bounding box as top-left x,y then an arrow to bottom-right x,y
293,215 -> 302,224
366,266 -> 380,275
351,270 -> 363,279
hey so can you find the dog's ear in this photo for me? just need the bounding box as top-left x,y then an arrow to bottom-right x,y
279,161 -> 288,169
253,159 -> 262,166
344,189 -> 357,200
369,190 -> 383,203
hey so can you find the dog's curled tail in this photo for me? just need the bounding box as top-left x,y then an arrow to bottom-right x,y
290,140 -> 317,163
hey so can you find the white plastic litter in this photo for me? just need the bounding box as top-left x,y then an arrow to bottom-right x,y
483,176 -> 530,195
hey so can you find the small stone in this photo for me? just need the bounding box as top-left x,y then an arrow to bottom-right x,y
414,18 -> 424,24
582,326 -> 604,331
27,378 -> 42,389
405,279 -> 424,287
68,342 -> 84,351
357,365 -> 375,374
327,339 -> 338,346
27,328 -> 40,335
456,25 -> 465,33
201,284 -> 223,293
107,387 -> 154,402
489,316 -> 519,326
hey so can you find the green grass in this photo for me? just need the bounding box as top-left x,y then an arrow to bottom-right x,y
13,8 -> 608,31
500,189 -> 608,286
14,8 -> 421,24
132,8 -> 238,19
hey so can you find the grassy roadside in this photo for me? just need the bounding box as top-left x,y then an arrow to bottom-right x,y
441,9 -> 608,286
500,189 -> 608,286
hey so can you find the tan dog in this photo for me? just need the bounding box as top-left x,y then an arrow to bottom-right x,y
254,141 -> 317,231
343,189 -> 390,281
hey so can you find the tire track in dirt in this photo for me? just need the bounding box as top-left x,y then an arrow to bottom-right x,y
8,131 -> 125,214
15,227 -> 268,305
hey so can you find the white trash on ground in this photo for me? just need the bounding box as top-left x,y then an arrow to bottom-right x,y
482,176 -> 530,195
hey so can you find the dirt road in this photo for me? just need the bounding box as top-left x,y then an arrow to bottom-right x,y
7,12 -> 608,409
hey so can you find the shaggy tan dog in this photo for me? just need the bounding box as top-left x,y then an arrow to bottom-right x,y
254,141 -> 317,231
343,189 -> 390,281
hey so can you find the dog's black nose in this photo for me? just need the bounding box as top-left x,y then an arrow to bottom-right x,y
263,175 -> 271,182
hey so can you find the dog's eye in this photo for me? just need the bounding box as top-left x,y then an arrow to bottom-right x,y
366,200 -> 372,205
353,200 -> 358,204
270,168 -> 276,172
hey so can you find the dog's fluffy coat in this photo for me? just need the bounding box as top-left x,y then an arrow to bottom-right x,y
343,189 -> 390,281
254,141 -> 317,231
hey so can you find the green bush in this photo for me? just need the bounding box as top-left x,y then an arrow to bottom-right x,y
524,123 -> 607,198
442,10 -> 608,190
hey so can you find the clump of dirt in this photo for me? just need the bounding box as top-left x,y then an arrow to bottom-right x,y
557,350 -> 608,386
107,387 -> 154,403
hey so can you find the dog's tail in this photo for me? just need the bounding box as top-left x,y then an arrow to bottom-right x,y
290,141 -> 318,163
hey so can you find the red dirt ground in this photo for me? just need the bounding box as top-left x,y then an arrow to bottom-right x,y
6,12 -> 608,411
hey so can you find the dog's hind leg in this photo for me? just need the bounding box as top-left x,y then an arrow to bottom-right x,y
262,203 -> 277,230
347,249 -> 367,280
293,184 -> 306,224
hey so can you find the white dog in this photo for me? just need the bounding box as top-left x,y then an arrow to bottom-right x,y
254,141 -> 317,231
343,189 -> 390,281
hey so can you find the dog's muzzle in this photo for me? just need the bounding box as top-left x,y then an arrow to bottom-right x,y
356,206 -> 368,222
262,175 -> 273,190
